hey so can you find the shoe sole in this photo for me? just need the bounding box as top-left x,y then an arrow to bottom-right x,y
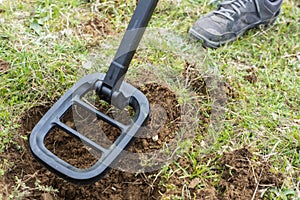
189,12 -> 280,49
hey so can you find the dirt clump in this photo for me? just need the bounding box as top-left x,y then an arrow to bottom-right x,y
0,59 -> 10,73
243,67 -> 258,84
182,61 -> 207,95
133,83 -> 181,150
81,16 -> 114,37
1,82 -> 181,200
182,61 -> 238,100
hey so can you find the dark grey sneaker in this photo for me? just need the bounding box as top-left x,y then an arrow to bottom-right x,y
189,0 -> 283,48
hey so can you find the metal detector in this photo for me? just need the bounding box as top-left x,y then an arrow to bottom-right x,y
30,0 -> 158,184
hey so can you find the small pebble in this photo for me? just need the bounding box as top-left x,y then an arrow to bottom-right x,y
152,135 -> 159,142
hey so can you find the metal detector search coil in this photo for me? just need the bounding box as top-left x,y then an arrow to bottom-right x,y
30,73 -> 149,184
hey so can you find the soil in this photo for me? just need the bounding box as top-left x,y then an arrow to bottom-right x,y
218,147 -> 282,200
163,147 -> 283,200
182,61 -> 238,100
182,61 -> 208,95
243,67 -> 258,84
81,16 -> 115,39
0,59 -> 10,73
182,61 -> 238,133
1,82 -> 181,200
80,16 -> 115,48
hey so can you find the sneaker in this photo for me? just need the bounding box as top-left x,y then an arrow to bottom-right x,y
189,0 -> 283,48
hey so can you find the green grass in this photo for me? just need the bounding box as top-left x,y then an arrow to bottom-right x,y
0,0 -> 299,199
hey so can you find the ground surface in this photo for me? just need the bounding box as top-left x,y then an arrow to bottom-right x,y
1,70 -> 283,200
0,0 -> 299,199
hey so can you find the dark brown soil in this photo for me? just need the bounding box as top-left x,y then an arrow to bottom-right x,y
81,16 -> 114,37
0,59 -> 10,73
243,67 -> 258,84
164,147 -> 283,200
182,61 -> 207,95
182,61 -> 238,100
1,82 -> 181,200
218,147 -> 282,200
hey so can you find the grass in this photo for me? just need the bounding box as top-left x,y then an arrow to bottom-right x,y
0,0 -> 299,199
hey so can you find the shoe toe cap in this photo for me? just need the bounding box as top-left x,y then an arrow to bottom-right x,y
189,18 -> 235,44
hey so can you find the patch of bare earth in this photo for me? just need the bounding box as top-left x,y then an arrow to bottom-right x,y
218,147 -> 282,199
81,17 -> 114,37
183,61 -> 238,100
163,147 -> 283,199
79,16 -> 115,48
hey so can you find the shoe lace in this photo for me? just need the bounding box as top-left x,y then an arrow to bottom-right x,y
213,0 -> 253,21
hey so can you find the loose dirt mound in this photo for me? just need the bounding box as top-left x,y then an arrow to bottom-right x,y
163,147 -> 282,199
2,82 -> 181,200
183,61 -> 238,100
218,147 -> 282,200
81,17 -> 114,37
